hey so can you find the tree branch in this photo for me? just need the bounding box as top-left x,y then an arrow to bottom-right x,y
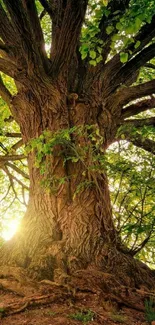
145,63 -> 155,70
24,0 -> 48,67
118,80 -> 155,106
99,0 -> 130,43
120,133 -> 155,155
121,97 -> 155,119
3,165 -> 29,191
3,0 -> 44,71
0,154 -> 26,162
1,133 -> 21,138
112,43 -> 155,89
38,0 -> 53,18
132,15 -> 155,53
0,185 -> 11,203
0,2 -> 17,46
50,0 -> 88,73
10,139 -> 23,151
130,228 -> 154,256
103,15 -> 155,94
0,58 -> 18,78
4,116 -> 14,123
123,117 -> 155,128
6,162 -> 29,179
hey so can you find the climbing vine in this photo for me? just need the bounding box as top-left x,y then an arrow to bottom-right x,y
26,125 -> 106,194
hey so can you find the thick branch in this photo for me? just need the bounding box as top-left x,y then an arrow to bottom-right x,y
3,0 -> 44,70
0,3 -> 17,46
123,117 -> 155,128
99,0 -> 130,43
112,43 -> 155,88
38,0 -> 53,18
11,139 -> 23,151
50,0 -> 88,73
118,80 -> 155,106
24,0 -> 48,67
0,154 -> 26,162
120,133 -> 155,155
0,58 -> 18,78
103,15 -> 155,93
122,97 -> 155,118
1,133 -> 21,138
132,15 -> 155,53
145,63 -> 155,70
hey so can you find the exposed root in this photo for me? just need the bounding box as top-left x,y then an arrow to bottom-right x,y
0,267 -> 154,319
0,266 -> 39,296
0,267 -> 155,317
0,292 -> 69,317
0,279 -> 25,297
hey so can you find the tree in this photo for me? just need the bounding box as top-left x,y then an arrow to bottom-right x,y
0,0 -> 155,295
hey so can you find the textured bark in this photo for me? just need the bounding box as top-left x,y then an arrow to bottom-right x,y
0,0 -> 155,293
0,87 -> 154,291
0,81 -> 117,278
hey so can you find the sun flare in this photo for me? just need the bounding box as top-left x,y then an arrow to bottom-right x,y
2,220 -> 20,241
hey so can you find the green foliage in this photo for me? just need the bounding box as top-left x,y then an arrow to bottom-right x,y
79,0 -> 155,64
145,297 -> 155,322
27,125 -> 105,193
120,52 -> 129,63
69,309 -> 95,323
107,141 -> 155,266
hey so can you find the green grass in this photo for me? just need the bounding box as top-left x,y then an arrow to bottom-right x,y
68,309 -> 95,323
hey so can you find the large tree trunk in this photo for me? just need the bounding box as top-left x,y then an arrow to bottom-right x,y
1,146 -> 117,280
0,84 -> 154,291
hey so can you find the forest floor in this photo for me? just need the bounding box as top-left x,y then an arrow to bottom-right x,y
0,282 -> 154,325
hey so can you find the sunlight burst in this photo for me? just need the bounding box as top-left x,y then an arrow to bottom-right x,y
2,220 -> 20,241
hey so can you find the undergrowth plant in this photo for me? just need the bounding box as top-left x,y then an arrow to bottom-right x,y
145,297 -> 155,322
68,309 -> 95,323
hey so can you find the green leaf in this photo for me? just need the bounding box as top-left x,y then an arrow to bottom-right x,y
116,22 -> 123,31
96,55 -> 102,63
72,157 -> 79,163
89,60 -> 97,66
89,50 -> 96,59
111,34 -> 121,42
106,25 -> 114,35
81,52 -> 88,60
135,17 -> 142,30
120,52 -> 128,63
134,40 -> 141,49
102,0 -> 108,6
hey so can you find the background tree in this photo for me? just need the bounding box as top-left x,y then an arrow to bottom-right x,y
0,0 -> 155,294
